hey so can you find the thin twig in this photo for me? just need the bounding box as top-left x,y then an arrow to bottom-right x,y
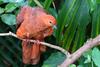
29,39 -> 70,56
0,31 -> 69,56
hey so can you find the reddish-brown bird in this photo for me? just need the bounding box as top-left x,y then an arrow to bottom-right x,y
16,6 -> 56,64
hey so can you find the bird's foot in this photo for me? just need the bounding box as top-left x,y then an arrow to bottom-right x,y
23,39 -> 32,47
34,40 -> 41,45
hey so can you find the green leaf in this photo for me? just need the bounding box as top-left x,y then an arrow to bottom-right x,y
73,0 -> 90,49
28,0 -> 35,7
0,1 -> 3,6
0,49 -> 18,66
0,7 -> 4,14
78,65 -> 84,67
15,0 -> 24,2
1,14 -> 16,25
92,47 -> 100,67
69,64 -> 76,67
16,1 -> 28,6
48,8 -> 57,18
33,0 -> 43,8
44,0 -> 53,10
96,0 -> 100,4
0,0 -> 2,1
2,0 -> 24,3
87,0 -> 97,12
91,5 -> 100,37
83,50 -> 92,63
42,52 -> 66,67
5,3 -> 18,12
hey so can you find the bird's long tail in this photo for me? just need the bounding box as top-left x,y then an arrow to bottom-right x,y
22,40 -> 46,65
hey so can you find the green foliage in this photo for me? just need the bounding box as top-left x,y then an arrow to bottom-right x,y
96,0 -> 100,4
42,52 -> 66,67
0,0 -> 100,67
5,3 -> 18,12
92,47 -> 100,67
44,0 -> 53,10
87,0 -> 97,12
91,5 -> 100,37
0,7 -> 4,14
0,0 -> 23,3
1,14 -> 16,25
56,0 -> 90,51
69,64 -> 76,67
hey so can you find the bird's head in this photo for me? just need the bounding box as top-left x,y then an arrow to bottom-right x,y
47,15 -> 57,29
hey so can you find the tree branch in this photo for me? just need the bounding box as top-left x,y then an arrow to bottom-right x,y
0,31 -> 70,56
0,32 -> 100,67
59,35 -> 100,67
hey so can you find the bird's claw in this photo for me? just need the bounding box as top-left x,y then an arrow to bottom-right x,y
34,40 -> 40,45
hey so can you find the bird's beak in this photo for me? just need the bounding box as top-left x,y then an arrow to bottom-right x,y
53,25 -> 57,29
50,23 -> 57,29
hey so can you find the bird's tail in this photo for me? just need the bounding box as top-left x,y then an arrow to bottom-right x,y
22,40 -> 41,65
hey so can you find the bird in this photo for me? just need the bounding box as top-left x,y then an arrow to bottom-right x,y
16,6 -> 56,64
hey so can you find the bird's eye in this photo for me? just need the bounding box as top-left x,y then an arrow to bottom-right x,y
49,21 -> 52,23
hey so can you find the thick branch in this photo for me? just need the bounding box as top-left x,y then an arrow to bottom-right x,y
59,35 -> 100,67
